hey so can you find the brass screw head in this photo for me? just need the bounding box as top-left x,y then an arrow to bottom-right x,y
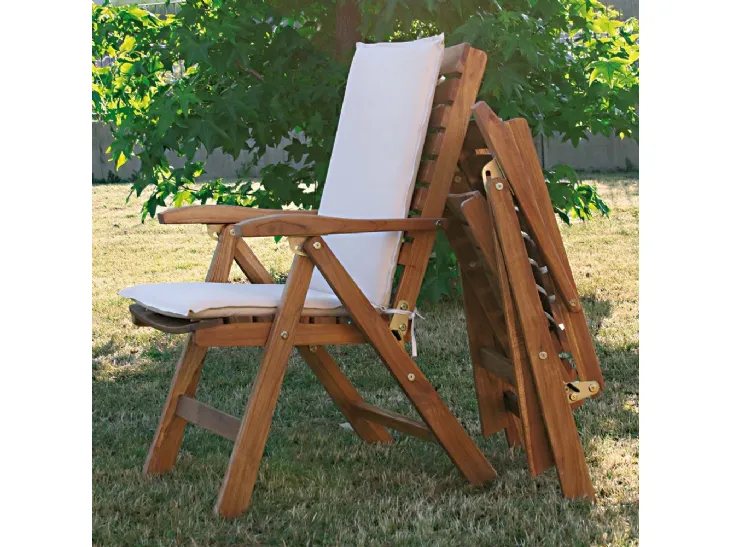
569,393 -> 578,402
454,176 -> 462,183
589,384 -> 598,393
569,299 -> 578,307
313,241 -> 322,249
399,302 -> 408,311
309,345 -> 318,352
398,323 -> 407,332
280,331 -> 289,339
495,182 -> 504,191
538,351 -> 548,360
230,229 -> 236,236
407,373 -> 415,381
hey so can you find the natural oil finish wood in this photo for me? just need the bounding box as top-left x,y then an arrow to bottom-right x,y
215,254 -> 315,518
304,236 -> 497,485
488,179 -> 595,500
350,401 -> 434,442
158,205 -> 317,225
175,396 -> 240,442
234,214 -> 445,238
143,227 -> 237,475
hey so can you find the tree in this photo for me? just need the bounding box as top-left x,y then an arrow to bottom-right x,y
92,0 -> 638,302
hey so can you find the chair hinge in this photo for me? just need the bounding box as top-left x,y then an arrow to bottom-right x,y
389,300 -> 410,343
565,380 -> 600,402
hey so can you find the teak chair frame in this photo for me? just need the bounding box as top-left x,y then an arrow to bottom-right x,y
130,43 -> 493,518
445,101 -> 604,499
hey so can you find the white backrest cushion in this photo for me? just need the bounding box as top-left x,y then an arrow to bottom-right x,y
308,34 -> 444,307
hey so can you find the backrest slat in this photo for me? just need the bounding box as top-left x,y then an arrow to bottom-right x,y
391,44 -> 488,310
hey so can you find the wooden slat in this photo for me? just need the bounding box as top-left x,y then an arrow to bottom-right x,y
417,160 -> 437,184
393,46 -> 488,310
488,178 -> 594,500
462,275 -> 511,437
411,187 -> 428,211
304,236 -> 497,485
194,322 -> 368,347
440,43 -> 469,74
130,304 -> 223,334
479,348 -> 516,387
433,78 -> 460,105
350,401 -> 434,442
423,132 -> 445,157
428,104 -> 451,130
175,396 -> 240,442
396,242 -> 415,266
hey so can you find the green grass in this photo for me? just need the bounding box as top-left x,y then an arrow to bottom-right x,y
92,174 -> 638,546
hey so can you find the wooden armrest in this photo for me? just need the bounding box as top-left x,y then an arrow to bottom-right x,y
157,205 -> 318,225
233,214 -> 447,238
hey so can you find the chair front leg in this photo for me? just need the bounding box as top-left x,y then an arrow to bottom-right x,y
144,226 -> 237,475
215,253 -> 314,518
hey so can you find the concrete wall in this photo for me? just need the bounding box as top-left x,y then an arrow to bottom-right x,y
92,121 -> 292,181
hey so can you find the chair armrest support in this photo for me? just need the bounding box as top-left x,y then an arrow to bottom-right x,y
232,214 -> 448,238
157,205 -> 318,225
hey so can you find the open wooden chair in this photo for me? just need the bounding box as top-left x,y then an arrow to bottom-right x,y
445,101 -> 605,499
120,36 -> 494,518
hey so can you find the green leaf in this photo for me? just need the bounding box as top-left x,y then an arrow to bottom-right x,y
120,36 -> 136,53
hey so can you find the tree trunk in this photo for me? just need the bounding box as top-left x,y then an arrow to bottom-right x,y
335,0 -> 361,61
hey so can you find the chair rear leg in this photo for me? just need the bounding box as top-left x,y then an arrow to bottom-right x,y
304,237 -> 497,486
215,255 -> 314,518
298,345 -> 393,443
144,335 -> 208,474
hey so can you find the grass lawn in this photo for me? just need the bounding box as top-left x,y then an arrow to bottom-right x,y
92,174 -> 638,546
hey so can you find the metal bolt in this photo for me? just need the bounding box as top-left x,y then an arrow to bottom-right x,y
538,351 -> 548,360
399,302 -> 409,311
313,241 -> 322,249
230,229 -> 236,236
469,261 -> 477,268
309,345 -> 318,352
435,220 -> 442,227
589,384 -> 598,393
398,323 -> 407,332
495,182 -> 504,191
569,393 -> 578,402
280,331 -> 289,339
454,176 -> 462,183
569,299 -> 578,307
407,373 -> 415,381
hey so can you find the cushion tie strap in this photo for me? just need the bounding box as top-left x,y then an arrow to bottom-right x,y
377,306 -> 425,357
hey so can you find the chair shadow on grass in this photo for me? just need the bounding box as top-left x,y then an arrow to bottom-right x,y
93,292 -> 636,540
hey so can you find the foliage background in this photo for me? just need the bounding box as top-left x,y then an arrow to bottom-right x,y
92,0 -> 639,302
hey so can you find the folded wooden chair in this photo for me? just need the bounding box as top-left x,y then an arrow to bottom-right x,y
120,36 -> 495,518
444,101 -> 605,500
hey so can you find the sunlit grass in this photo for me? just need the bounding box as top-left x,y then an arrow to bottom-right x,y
93,174 -> 638,545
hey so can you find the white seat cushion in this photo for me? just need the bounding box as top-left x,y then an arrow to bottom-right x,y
120,35 -> 444,319
119,283 -> 346,320
309,34 -> 444,307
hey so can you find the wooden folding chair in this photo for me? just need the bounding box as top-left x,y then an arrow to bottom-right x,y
120,38 -> 495,518
443,101 -> 605,500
